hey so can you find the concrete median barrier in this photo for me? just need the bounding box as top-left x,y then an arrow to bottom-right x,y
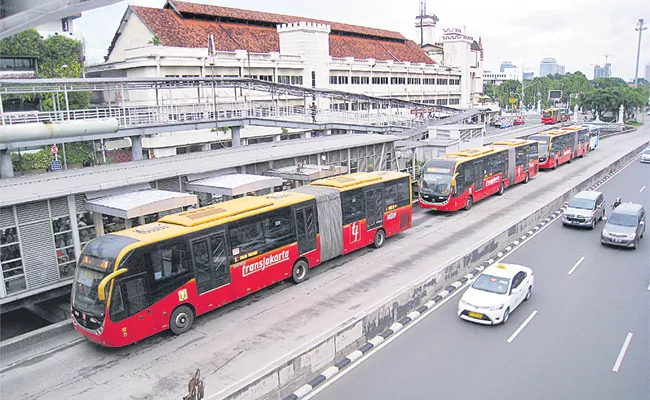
223,137 -> 649,400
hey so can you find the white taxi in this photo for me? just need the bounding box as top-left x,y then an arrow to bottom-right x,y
457,263 -> 534,325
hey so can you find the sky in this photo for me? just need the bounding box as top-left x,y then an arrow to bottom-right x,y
75,0 -> 650,80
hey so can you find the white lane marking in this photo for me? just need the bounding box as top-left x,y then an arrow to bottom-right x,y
506,310 -> 538,343
647,283 -> 650,291
567,256 -> 586,275
640,185 -> 646,193
612,332 -> 634,372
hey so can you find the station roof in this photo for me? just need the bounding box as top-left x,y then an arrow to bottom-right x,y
185,173 -> 283,196
0,134 -> 397,207
85,189 -> 197,219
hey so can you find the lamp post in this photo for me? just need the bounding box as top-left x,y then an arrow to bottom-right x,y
634,18 -> 647,88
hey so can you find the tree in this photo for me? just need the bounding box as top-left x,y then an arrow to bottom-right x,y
1,29 -> 89,111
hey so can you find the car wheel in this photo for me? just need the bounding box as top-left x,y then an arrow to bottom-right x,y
291,259 -> 309,284
523,173 -> 530,184
590,219 -> 596,230
465,196 -> 473,211
525,287 -> 532,301
373,229 -> 386,249
170,305 -> 194,335
497,182 -> 505,196
502,308 -> 510,325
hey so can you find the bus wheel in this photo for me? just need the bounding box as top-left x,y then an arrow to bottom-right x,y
497,182 -> 505,196
523,173 -> 530,184
373,229 -> 386,249
291,259 -> 309,284
465,196 -> 473,211
170,305 -> 194,335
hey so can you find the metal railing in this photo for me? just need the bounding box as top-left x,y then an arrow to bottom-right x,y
1,102 -> 431,130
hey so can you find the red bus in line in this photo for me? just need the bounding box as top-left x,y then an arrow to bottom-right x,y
418,145 -> 530,212
490,139 -> 540,184
541,108 -> 570,124
71,171 -> 412,347
558,125 -> 591,157
529,129 -> 578,169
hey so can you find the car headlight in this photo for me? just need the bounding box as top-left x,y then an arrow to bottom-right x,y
459,299 -> 468,306
489,304 -> 504,311
627,233 -> 637,239
602,229 -> 609,236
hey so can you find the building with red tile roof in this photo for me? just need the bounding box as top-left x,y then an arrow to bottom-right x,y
91,0 -> 469,108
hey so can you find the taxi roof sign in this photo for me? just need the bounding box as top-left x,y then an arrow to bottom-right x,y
496,264 -> 508,270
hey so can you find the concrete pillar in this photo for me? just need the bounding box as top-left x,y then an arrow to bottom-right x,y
131,136 -> 143,161
67,195 -> 81,261
301,131 -> 312,139
0,149 -> 14,179
274,135 -> 282,142
232,126 -> 242,147
324,130 -> 332,136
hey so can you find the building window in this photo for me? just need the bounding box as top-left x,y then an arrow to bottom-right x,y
351,76 -> 360,85
436,78 -> 448,85
77,212 -> 96,249
407,78 -> 421,85
1,227 -> 26,295
290,76 -> 303,85
330,76 -> 337,85
278,75 -> 290,85
52,216 -> 75,279
391,77 -> 406,85
336,76 -> 348,85
372,77 -> 388,85
258,75 -> 273,82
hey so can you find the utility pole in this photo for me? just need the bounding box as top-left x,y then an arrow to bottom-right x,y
634,18 -> 647,88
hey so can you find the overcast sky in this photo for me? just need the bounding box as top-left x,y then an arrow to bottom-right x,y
76,0 -> 649,80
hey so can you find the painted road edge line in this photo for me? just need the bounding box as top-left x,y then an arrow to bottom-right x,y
640,185 -> 646,193
281,152 -> 642,400
506,310 -> 538,343
612,332 -> 634,372
567,256 -> 586,275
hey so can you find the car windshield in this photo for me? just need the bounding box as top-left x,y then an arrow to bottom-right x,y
568,197 -> 595,210
471,274 -> 510,295
643,149 -> 650,155
607,213 -> 638,227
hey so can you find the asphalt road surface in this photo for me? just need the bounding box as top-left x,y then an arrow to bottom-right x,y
310,157 -> 649,400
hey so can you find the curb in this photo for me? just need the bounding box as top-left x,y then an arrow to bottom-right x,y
281,152 -> 641,400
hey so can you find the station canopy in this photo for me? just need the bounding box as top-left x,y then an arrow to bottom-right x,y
185,174 -> 283,196
85,189 -> 197,219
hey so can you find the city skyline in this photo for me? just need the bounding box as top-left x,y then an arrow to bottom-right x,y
72,0 -> 648,80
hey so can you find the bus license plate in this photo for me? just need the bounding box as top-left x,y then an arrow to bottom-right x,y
469,312 -> 483,319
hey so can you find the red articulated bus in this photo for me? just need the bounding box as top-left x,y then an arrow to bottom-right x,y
558,125 -> 591,158
418,145 -> 534,212
529,127 -> 587,170
490,139 -> 540,184
71,171 -> 412,347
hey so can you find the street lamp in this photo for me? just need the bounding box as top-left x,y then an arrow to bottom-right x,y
634,18 -> 647,88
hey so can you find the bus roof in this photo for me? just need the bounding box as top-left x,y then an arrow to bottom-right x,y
443,146 -> 504,161
530,129 -> 569,137
559,126 -> 587,131
310,171 -> 407,190
491,139 -> 537,147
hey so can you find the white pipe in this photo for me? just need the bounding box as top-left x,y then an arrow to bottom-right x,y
0,118 -> 119,143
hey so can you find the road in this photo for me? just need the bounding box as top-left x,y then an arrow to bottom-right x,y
310,157 -> 650,400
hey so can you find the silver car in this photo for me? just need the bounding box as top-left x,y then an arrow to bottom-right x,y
601,203 -> 646,249
641,147 -> 650,163
563,191 -> 606,229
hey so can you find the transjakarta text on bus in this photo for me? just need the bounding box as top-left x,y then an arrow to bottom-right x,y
71,171 -> 412,347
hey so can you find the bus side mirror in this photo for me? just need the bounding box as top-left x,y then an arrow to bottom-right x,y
97,268 -> 128,301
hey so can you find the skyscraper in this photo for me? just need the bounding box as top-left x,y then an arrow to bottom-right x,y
500,61 -> 516,72
540,57 -> 565,76
645,63 -> 650,82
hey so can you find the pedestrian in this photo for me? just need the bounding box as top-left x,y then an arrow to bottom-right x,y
310,102 -> 317,123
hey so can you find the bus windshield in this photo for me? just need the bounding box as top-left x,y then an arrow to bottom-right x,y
542,110 -> 553,118
71,234 -> 138,317
420,161 -> 455,194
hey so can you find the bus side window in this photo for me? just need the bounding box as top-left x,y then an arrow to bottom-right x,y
264,207 -> 295,248
230,219 -> 265,255
341,189 -> 366,225
149,243 -> 189,281
109,283 -> 126,321
383,182 -> 397,207
396,178 -> 410,205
